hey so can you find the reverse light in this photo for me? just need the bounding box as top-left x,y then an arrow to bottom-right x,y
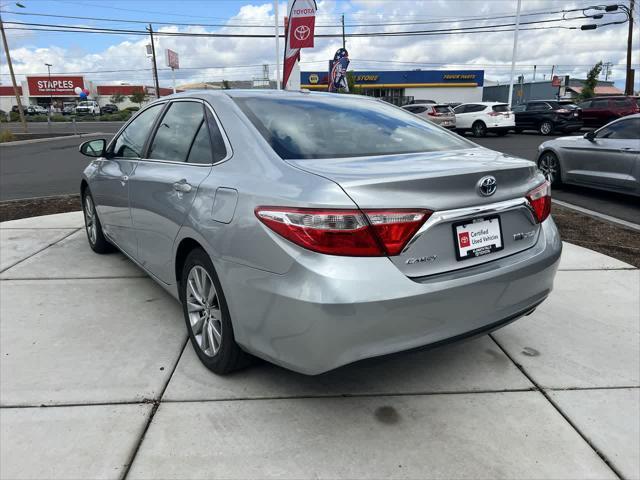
526,181 -> 552,223
255,207 -> 431,257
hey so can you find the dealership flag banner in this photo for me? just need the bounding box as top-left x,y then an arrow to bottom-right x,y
328,48 -> 350,92
283,0 -> 317,89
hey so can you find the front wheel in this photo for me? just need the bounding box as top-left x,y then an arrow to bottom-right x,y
539,121 -> 554,135
538,151 -> 562,186
180,249 -> 251,375
472,121 -> 487,137
82,189 -> 115,254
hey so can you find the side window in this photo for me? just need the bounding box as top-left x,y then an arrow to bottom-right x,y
612,98 -> 630,107
597,119 -> 640,140
578,101 -> 591,109
453,105 -> 466,114
467,104 -> 484,113
205,108 -> 228,163
187,122 -> 213,164
148,101 -> 204,162
112,104 -> 163,158
413,106 -> 428,114
592,99 -> 609,108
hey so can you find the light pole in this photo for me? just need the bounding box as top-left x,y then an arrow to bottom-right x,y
44,62 -> 52,115
506,0 -> 522,109
0,1 -> 27,131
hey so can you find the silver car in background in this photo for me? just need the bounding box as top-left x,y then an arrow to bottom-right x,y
402,103 -> 456,129
79,90 -> 561,376
538,114 -> 640,196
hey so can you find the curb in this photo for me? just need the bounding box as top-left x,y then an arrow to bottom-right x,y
0,132 -> 109,147
554,199 -> 640,232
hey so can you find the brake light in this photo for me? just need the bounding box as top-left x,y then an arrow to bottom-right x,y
526,181 -> 551,223
255,207 -> 431,256
556,108 -> 570,114
488,111 -> 501,116
428,111 -> 440,116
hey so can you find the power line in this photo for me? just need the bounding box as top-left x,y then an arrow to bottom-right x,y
4,13 -> 627,39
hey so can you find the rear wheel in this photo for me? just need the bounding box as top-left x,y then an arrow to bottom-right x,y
538,151 -> 562,186
472,121 -> 487,137
82,189 -> 115,254
180,248 -> 250,375
539,121 -> 554,135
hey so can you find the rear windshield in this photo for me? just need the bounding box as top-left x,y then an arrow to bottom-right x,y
492,104 -> 510,112
234,96 -> 472,159
434,105 -> 452,114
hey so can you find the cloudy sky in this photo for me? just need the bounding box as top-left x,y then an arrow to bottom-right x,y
1,0 -> 638,91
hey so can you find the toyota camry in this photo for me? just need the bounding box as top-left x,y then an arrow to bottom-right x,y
79,90 -> 561,375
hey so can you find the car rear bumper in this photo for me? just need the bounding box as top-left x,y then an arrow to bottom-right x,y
218,217 -> 561,375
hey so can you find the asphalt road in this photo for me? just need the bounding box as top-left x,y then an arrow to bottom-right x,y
1,122 -> 638,224
2,121 -> 123,135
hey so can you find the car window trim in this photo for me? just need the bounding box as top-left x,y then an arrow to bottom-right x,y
105,101 -> 168,160
118,98 -> 232,168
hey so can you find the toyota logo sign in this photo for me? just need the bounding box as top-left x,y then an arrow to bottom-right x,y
294,25 -> 311,41
477,176 -> 497,196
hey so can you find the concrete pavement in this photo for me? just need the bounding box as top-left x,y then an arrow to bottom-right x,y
0,211 -> 638,479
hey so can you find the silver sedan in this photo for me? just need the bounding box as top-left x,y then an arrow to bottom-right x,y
537,114 -> 640,196
79,90 -> 561,375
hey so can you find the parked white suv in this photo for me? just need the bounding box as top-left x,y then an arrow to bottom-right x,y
75,100 -> 101,116
453,102 -> 514,137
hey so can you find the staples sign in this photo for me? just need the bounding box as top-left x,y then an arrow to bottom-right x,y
27,76 -> 85,96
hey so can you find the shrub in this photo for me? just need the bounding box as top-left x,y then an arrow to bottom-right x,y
124,106 -> 140,112
99,111 -> 132,121
0,130 -> 15,143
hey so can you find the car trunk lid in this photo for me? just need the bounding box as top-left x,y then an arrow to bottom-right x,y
286,147 -> 544,277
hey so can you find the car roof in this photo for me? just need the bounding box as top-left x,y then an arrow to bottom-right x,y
458,102 -> 507,106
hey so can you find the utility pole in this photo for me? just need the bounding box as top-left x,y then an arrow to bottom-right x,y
506,0 -> 522,108
603,61 -> 613,81
0,15 -> 27,132
147,24 -> 161,98
341,14 -> 346,49
533,64 -> 536,81
625,0 -> 635,95
274,0 -> 280,89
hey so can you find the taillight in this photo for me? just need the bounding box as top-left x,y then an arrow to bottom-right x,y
488,111 -> 501,116
428,111 -> 439,116
526,181 -> 551,223
255,207 -> 431,257
556,108 -> 570,114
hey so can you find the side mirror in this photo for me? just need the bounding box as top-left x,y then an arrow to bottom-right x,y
79,139 -> 106,157
583,131 -> 596,141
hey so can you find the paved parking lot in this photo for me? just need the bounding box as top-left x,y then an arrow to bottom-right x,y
0,211 -> 638,479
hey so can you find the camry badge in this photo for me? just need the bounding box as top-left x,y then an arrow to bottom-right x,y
477,176 -> 497,197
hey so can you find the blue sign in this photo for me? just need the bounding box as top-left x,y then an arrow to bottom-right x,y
302,70 -> 484,88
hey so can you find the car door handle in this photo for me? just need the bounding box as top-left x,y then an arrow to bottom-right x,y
173,180 -> 192,193
619,147 -> 633,151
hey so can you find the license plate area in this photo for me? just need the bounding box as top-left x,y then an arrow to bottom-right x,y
453,215 -> 504,261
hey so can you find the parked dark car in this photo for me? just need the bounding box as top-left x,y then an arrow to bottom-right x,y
578,96 -> 639,128
11,105 -> 19,113
512,100 -> 583,135
101,103 -> 119,114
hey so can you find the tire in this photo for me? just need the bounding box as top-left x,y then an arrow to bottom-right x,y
472,121 -> 487,138
180,248 -> 250,375
538,121 -> 554,135
82,189 -> 115,254
537,151 -> 562,186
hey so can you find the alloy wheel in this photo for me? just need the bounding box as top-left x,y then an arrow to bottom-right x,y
473,122 -> 486,137
539,154 -> 558,184
83,195 -> 97,245
186,265 -> 222,357
540,122 -> 553,135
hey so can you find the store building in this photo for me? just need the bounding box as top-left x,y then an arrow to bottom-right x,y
482,78 -> 623,105
301,70 -> 485,104
0,75 -> 176,112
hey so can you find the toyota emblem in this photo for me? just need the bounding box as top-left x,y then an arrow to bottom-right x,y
294,25 -> 311,41
477,176 -> 497,196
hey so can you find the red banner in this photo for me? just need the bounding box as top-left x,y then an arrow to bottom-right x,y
27,76 -> 85,96
289,14 -> 315,49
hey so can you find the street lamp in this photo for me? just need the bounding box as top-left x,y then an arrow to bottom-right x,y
44,62 -> 52,115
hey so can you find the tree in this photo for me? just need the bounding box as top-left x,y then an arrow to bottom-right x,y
222,80 -> 230,89
128,88 -> 148,107
110,93 -> 125,104
580,61 -> 603,100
